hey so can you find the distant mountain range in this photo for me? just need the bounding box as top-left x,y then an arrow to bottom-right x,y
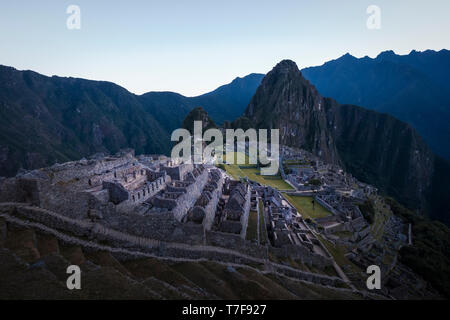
302,49 -> 450,160
234,60 -> 450,224
214,49 -> 450,160
140,73 -> 264,132
0,66 -> 262,177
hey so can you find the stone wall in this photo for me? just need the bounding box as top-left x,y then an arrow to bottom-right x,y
114,175 -> 168,213
0,150 -> 167,219
161,163 -> 193,181
38,184 -> 92,219
287,174 -> 302,190
315,196 -> 339,215
145,169 -> 166,182
268,244 -> 332,269
172,169 -> 208,221
239,185 -> 251,239
323,222 -> 345,234
205,230 -> 268,259
0,203 -> 341,287
317,217 -> 341,227
202,174 -> 224,231
280,156 -> 287,180
0,178 -> 21,202
42,151 -> 135,188
350,216 -> 366,231
102,181 -> 128,204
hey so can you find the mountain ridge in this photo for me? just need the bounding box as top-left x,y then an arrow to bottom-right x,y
239,59 -> 448,223
301,49 -> 450,159
0,64 -> 263,177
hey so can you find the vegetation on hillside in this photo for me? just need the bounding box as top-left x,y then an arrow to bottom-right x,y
358,200 -> 376,224
385,197 -> 450,298
181,106 -> 217,134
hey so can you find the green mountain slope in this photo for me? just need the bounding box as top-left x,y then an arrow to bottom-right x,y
0,66 -> 262,177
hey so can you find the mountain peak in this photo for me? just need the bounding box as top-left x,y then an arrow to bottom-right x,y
338,53 -> 357,61
264,59 -> 306,84
377,50 -> 397,59
272,59 -> 300,73
182,106 -> 216,134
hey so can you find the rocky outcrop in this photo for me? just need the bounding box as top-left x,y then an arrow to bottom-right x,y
181,106 -> 217,134
244,60 -> 340,164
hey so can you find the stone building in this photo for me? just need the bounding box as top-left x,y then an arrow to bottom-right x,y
187,169 -> 224,230
0,149 -> 175,219
149,163 -> 208,222
216,181 -> 250,238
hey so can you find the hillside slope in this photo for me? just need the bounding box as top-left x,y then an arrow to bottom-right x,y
0,66 -> 262,177
0,65 -> 170,177
139,73 -> 264,133
0,215 -> 366,300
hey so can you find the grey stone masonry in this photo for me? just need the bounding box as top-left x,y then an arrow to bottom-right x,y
172,166 -> 208,221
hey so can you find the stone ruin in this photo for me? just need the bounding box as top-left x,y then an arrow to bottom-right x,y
213,180 -> 251,238
0,148 -> 336,276
186,168 -> 224,230
256,186 -> 318,251
148,162 -> 208,222
0,149 -> 152,219
0,150 -> 209,225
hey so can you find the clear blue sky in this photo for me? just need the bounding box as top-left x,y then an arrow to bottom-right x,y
1,0 -> 449,96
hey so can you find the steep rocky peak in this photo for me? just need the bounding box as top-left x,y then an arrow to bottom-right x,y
258,59 -> 318,96
264,59 -> 310,86
271,59 -> 299,74
243,58 -> 327,123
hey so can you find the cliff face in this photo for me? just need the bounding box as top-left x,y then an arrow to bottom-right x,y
244,60 -> 340,165
241,60 -> 436,213
329,104 -> 434,209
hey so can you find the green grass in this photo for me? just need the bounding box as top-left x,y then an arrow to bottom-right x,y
283,194 -> 331,220
246,211 -> 258,242
370,197 -> 392,241
218,152 -> 293,190
222,163 -> 245,180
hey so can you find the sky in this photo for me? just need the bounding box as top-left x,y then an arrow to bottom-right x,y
0,0 -> 449,96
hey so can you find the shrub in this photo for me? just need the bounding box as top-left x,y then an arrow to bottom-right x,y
386,197 -> 450,298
